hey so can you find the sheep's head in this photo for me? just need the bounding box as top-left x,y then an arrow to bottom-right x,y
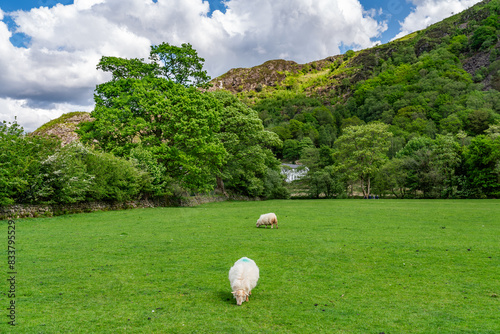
256,221 -> 261,227
232,289 -> 248,306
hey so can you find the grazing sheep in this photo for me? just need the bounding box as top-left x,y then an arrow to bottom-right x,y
228,257 -> 259,306
256,212 -> 278,229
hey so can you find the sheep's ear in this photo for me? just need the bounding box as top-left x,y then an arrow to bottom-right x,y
231,291 -> 236,294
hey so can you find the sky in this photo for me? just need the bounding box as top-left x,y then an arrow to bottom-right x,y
0,0 -> 483,132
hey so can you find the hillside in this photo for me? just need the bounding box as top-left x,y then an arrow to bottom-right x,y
36,0 -> 499,150
210,0 -> 500,157
31,111 -> 92,146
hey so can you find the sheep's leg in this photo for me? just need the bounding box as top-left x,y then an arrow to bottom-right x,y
246,295 -> 249,302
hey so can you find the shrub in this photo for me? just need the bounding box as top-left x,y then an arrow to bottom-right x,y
84,150 -> 144,202
0,120 -> 60,205
36,143 -> 93,204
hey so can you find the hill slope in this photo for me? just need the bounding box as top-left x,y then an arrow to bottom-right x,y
210,0 -> 500,152
36,0 -> 500,150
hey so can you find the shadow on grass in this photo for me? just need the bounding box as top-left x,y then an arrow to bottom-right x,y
218,290 -> 237,305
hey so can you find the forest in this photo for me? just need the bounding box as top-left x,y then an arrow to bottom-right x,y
1,0 -> 499,206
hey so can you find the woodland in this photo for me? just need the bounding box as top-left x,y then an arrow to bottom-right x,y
1,0 -> 499,206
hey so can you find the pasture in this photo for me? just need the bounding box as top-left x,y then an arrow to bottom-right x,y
2,199 -> 499,333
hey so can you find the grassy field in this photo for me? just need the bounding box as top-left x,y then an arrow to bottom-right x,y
2,199 -> 499,333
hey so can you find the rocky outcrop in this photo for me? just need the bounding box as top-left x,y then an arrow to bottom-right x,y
208,59 -> 301,93
208,57 -> 340,93
31,111 -> 92,146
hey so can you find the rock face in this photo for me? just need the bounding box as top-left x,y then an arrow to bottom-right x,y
31,111 -> 93,146
208,59 -> 300,93
208,57 -> 340,93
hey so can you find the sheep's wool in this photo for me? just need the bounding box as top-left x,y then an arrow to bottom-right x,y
229,257 -> 260,305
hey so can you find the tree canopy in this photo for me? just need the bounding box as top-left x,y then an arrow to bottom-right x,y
212,91 -> 284,197
79,44 -> 225,193
333,123 -> 393,197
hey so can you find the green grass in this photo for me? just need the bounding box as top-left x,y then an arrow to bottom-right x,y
2,200 -> 499,333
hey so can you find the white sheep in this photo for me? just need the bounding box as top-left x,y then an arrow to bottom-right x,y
228,257 -> 260,306
256,212 -> 278,229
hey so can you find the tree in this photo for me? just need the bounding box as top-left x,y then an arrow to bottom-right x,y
211,91 -> 283,197
79,45 -> 226,193
98,43 -> 211,88
373,158 -> 408,198
463,135 -> 500,197
333,123 -> 393,197
430,135 -> 461,197
149,42 -> 211,88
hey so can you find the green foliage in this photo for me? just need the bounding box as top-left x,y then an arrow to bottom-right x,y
149,42 -> 211,88
282,139 -> 300,161
263,169 -> 290,199
343,49 -> 355,60
97,43 -> 211,88
470,25 -> 498,50
36,143 -> 93,204
97,56 -> 156,80
211,91 -> 283,197
84,149 -> 144,202
130,145 -> 170,198
333,123 -> 393,197
35,143 -> 147,204
79,76 -> 226,193
306,166 -> 345,198
81,43 -> 224,193
0,121 -> 60,205
381,135 -> 463,198
462,135 -> 500,197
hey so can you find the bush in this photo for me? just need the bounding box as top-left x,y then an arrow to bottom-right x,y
34,143 -> 148,204
263,169 -> 290,199
0,120 -> 60,205
36,143 -> 93,204
470,26 -> 498,50
130,146 -> 170,198
84,149 -> 145,202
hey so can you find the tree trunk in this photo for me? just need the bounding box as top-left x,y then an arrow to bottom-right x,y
360,177 -> 367,198
367,176 -> 371,198
216,176 -> 228,197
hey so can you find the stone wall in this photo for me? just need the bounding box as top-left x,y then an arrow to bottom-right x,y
0,194 -> 242,220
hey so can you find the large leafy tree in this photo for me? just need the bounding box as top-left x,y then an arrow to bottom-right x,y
333,122 -> 392,197
79,44 -> 226,193
97,42 -> 211,88
211,91 -> 284,197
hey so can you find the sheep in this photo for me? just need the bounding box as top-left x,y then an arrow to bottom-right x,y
228,257 -> 259,306
256,212 -> 278,229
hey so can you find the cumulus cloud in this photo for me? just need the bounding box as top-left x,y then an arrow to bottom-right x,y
393,0 -> 482,40
0,97 -> 91,132
0,0 -> 388,131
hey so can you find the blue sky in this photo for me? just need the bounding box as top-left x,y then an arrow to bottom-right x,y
0,0 -> 482,131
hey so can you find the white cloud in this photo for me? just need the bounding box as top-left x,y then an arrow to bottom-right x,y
0,0 -> 387,131
393,0 -> 482,40
0,97 -> 92,132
